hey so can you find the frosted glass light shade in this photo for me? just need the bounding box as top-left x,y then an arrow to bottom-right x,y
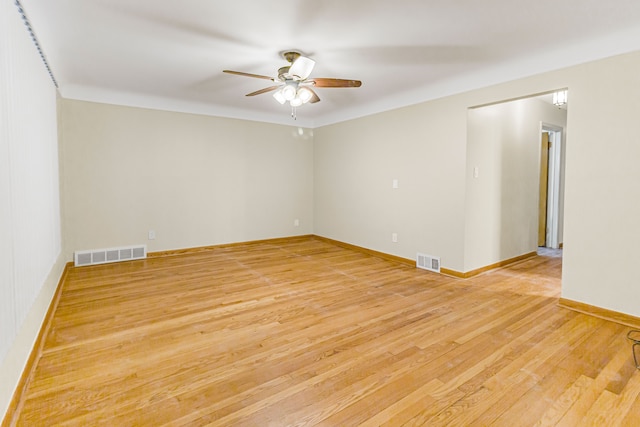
552,90 -> 568,106
282,84 -> 297,101
289,56 -> 315,80
272,89 -> 286,104
298,87 -> 313,104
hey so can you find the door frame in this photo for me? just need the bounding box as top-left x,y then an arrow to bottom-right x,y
540,122 -> 564,249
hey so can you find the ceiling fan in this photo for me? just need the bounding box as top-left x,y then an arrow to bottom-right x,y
223,51 -> 362,113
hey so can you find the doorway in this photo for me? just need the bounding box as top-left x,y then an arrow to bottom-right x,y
538,124 -> 564,249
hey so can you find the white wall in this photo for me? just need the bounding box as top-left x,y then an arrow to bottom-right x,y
0,1 -> 64,418
465,97 -> 567,271
59,100 -> 314,258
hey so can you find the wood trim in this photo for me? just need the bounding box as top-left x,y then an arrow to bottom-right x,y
2,262 -> 73,427
448,251 -> 538,279
312,236 -> 536,279
440,267 -> 467,278
148,235 -> 315,258
558,298 -> 640,329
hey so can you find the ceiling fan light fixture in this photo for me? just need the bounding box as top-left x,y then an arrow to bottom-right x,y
553,90 -> 568,106
281,83 -> 297,101
297,87 -> 313,104
273,89 -> 286,104
224,51 -> 361,117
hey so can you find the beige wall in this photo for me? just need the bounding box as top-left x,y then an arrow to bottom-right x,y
314,100 -> 468,271
561,52 -> 640,316
315,51 -> 640,318
465,97 -> 567,271
59,100 -> 314,258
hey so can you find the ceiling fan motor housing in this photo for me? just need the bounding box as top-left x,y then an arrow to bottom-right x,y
278,66 -> 292,81
282,51 -> 302,63
278,51 -> 308,81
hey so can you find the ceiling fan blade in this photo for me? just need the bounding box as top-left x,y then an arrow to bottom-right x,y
223,70 -> 274,80
245,86 -> 281,96
289,56 -> 316,80
307,88 -> 321,103
310,78 -> 362,88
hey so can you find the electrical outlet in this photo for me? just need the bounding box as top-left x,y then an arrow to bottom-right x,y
148,230 -> 156,240
392,233 -> 398,243
294,219 -> 300,227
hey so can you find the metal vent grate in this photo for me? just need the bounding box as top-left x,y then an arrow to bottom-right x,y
416,252 -> 441,273
74,245 -> 146,267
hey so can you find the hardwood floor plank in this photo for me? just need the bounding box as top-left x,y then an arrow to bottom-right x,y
351,378 -> 444,426
555,344 -> 634,425
620,374 -> 640,426
424,317 -> 592,425
598,371 -> 640,425
11,237 -> 640,426
496,322 -> 628,424
534,375 -> 594,427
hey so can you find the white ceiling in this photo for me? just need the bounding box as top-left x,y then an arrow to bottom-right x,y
20,0 -> 640,127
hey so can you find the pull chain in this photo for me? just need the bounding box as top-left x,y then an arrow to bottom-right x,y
291,106 -> 297,120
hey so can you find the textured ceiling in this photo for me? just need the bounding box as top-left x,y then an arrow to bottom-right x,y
20,0 -> 640,127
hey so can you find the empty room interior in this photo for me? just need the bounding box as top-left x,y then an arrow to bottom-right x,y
2,1 -> 640,425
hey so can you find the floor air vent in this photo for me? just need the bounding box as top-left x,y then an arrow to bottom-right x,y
74,245 -> 147,267
417,252 -> 441,273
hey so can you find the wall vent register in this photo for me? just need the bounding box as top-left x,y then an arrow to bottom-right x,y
74,245 -> 147,267
416,253 -> 441,273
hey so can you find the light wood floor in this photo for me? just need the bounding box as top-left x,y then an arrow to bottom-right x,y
13,237 -> 640,426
